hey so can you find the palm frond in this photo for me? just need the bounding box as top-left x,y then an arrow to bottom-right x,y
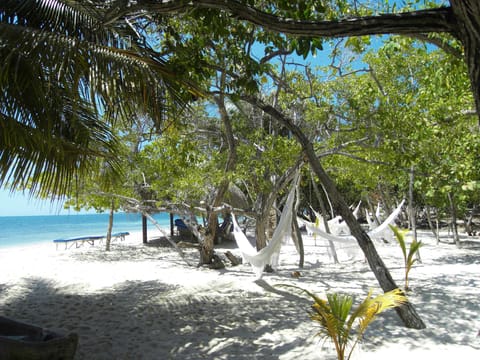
407,239 -> 424,264
389,224 -> 408,258
278,285 -> 408,360
1,22 -> 196,120
0,0 -> 202,197
0,97 -> 119,196
355,288 -> 407,333
2,0 -> 112,43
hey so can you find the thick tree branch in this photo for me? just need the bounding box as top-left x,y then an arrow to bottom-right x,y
120,1 -> 455,37
449,0 -> 480,125
115,1 -> 480,123
409,33 -> 463,58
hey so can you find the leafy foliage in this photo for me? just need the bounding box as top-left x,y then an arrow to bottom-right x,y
284,33 -> 479,215
3,0 -> 478,230
0,0 -> 195,197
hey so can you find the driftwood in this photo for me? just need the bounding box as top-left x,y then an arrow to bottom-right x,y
177,241 -> 201,249
224,251 -> 242,266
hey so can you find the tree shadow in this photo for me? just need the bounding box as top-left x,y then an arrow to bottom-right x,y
259,251 -> 480,355
361,271 -> 480,352
2,240 -> 478,359
63,243 -> 199,268
0,276 -> 323,360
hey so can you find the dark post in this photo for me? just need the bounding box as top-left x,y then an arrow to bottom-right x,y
142,214 -> 148,244
170,213 -> 174,237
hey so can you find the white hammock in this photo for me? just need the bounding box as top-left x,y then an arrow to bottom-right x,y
376,201 -> 382,221
300,199 -> 406,259
368,200 -> 405,237
352,200 -> 362,219
308,201 -> 361,236
310,211 -> 350,236
231,178 -> 297,279
298,219 -> 362,260
365,209 -> 376,229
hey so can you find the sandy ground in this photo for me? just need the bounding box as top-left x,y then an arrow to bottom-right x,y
0,228 -> 479,359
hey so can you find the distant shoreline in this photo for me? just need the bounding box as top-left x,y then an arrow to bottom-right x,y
0,212 -> 175,249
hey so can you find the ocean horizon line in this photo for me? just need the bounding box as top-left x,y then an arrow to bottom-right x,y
0,212 -> 176,249
0,210 -> 179,219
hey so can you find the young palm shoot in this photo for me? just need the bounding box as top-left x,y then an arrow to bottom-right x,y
281,286 -> 407,360
389,225 -> 424,291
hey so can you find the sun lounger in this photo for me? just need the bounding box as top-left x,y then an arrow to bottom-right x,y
53,235 -> 104,250
53,232 -> 129,250
174,219 -> 194,240
111,231 -> 129,242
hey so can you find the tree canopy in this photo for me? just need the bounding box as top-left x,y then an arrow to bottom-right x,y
2,0 -> 480,199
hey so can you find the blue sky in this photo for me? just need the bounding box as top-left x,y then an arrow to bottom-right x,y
0,189 -> 96,217
0,190 -> 72,216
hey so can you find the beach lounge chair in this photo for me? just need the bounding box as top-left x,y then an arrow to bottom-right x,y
110,231 -> 130,242
215,215 -> 234,244
53,235 -> 104,250
174,219 -> 194,240
53,232 -> 129,250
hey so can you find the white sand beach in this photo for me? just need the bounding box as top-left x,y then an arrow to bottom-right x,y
0,229 -> 479,359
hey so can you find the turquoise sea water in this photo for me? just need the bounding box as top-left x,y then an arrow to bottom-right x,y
0,212 -> 174,248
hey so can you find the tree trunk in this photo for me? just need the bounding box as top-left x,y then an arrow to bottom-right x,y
142,215 -> 148,244
366,197 -> 377,228
198,92 -> 238,265
450,0 -> 480,126
254,202 -> 276,273
245,95 -> 426,329
255,198 -> 270,251
267,206 -> 277,242
105,199 -> 114,251
378,184 -> 393,216
321,183 -> 335,218
292,193 -> 304,268
409,166 -> 421,263
447,191 -> 460,247
464,205 -> 476,235
425,205 -> 439,242
200,234 -> 215,265
307,151 -> 426,329
436,217 -> 441,245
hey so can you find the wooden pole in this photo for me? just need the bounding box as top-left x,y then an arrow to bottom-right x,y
142,214 -> 148,244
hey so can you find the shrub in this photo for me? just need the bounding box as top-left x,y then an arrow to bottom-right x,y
389,225 -> 423,291
281,286 -> 407,360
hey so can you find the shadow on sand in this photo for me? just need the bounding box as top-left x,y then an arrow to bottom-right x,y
1,240 -> 478,359
0,276 -> 319,360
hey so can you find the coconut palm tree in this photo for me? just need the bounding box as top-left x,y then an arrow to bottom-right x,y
0,0 -> 197,197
